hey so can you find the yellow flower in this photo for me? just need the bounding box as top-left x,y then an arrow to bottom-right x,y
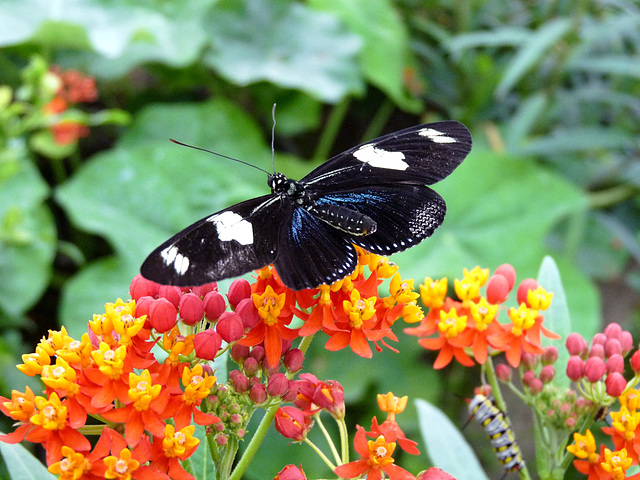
104,448 -> 139,480
343,289 -> 376,328
377,392 -> 408,422
182,363 -> 216,405
253,285 -> 286,326
30,392 -> 67,431
162,424 -> 199,459
438,308 -> 467,339
420,277 -> 447,309
128,369 -> 161,411
508,304 -> 537,336
610,406 -> 640,441
389,273 -> 419,304
17,346 -> 51,376
367,435 -> 396,467
567,429 -> 599,462
462,266 -> 489,286
41,358 -> 79,397
162,326 -> 195,366
470,298 -> 498,331
601,448 -> 632,480
527,286 -> 553,310
91,343 -> 127,380
48,446 -> 89,479
402,302 -> 424,323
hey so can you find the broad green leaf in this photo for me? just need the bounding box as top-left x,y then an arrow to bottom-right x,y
516,127 -> 635,157
495,18 -> 572,99
415,398 -> 489,480
0,437 -> 54,480
204,0 -> 363,102
567,55 -> 640,78
446,27 -> 531,58
309,0 -> 420,111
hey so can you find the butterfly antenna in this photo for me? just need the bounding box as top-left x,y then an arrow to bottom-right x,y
270,103 -> 277,174
170,139 -> 271,176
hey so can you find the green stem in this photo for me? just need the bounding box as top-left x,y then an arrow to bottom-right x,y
229,405 -> 279,480
217,436 -> 238,480
315,415 -> 342,465
336,417 -> 349,464
303,437 -> 337,471
313,98 -> 350,162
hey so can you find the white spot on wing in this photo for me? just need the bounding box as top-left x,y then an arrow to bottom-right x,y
207,211 -> 254,245
353,144 -> 408,170
161,245 -> 190,275
418,128 -> 457,143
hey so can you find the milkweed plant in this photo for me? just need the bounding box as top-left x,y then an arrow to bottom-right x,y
4,60 -> 640,480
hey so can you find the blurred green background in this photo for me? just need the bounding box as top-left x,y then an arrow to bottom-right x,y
1,0 -> 639,478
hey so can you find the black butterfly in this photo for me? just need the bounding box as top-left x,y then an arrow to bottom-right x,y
141,121 -> 472,290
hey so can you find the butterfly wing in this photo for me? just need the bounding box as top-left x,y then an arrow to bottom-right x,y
302,120 -> 471,191
273,207 -> 359,290
313,184 -> 447,255
141,194 -> 286,286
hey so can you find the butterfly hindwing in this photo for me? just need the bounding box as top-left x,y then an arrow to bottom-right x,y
274,207 -> 359,290
302,121 -> 471,192
313,184 -> 446,255
140,195 -> 286,286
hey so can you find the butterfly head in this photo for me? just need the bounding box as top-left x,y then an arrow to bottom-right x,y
268,173 -> 305,199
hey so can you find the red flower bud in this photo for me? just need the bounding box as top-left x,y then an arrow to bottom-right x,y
631,350 -> 640,373
267,372 -> 289,397
584,356 -> 606,383
148,298 -> 177,332
250,346 -> 266,362
566,356 -> 585,381
191,282 -> 217,298
517,278 -> 538,306
135,295 -> 154,319
592,333 -> 606,347
228,279 -> 251,308
494,264 -> 516,290
521,352 -> 538,371
589,344 -> 605,359
203,291 -> 226,321
313,380 -> 345,419
243,357 -> 260,377
620,331 -> 633,355
130,274 -> 159,300
605,372 -> 626,397
417,467 -> 457,480
542,346 -> 559,365
281,380 -> 299,402
230,370 -> 250,393
274,406 -> 309,441
231,344 -> 250,363
528,378 -> 544,394
604,323 -> 622,340
495,363 -> 512,382
486,274 -> 510,304
566,333 -> 587,357
179,293 -> 205,325
540,365 -> 555,384
249,383 -> 267,404
216,312 -> 244,342
522,370 -> 535,387
606,354 -> 625,374
284,348 -> 304,373
276,464 -> 308,480
156,285 -> 182,307
193,330 -> 222,360
605,339 -> 622,358
236,298 -> 260,329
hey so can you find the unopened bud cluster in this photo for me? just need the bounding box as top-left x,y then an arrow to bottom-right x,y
565,323 -> 637,398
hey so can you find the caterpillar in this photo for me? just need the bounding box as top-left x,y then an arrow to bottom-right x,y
468,393 -> 524,474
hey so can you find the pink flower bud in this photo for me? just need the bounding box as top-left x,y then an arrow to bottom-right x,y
566,333 -> 587,357
589,344 -> 605,359
517,278 -> 538,306
284,348 -> 304,373
274,407 -> 309,441
179,293 -> 205,325
157,285 -> 181,307
522,370 -> 535,387
203,291 -> 226,321
243,357 -> 260,377
193,330 -> 222,360
486,274 -> 510,304
566,356 -> 585,381
417,467 -> 457,480
620,331 -> 633,355
148,298 -> 177,332
276,464 -> 308,480
542,346 -> 559,365
230,370 -> 250,393
231,344 -> 250,363
605,339 -> 622,358
528,378 -> 544,394
216,312 -> 244,342
521,352 -> 538,371
135,295 -> 154,319
130,274 -> 159,300
540,365 -> 555,384
249,383 -> 267,404
631,350 -> 640,373
606,354 -> 625,374
584,356 -> 606,383
250,346 -> 266,362
494,264 -> 516,290
604,323 -> 622,340
191,282 -> 217,298
228,279 -> 251,308
281,380 -> 299,402
267,373 -> 289,397
605,372 -> 626,397
592,333 -> 606,347
495,363 -> 512,382
236,298 -> 260,329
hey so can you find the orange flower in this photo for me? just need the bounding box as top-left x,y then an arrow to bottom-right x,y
418,308 -> 474,369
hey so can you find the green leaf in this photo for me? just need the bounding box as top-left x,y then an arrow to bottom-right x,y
309,0 -> 420,110
190,423 -> 216,479
446,27 -> 531,57
415,398 -> 489,480
495,18 -> 572,99
516,127 -> 636,157
567,55 -> 640,78
0,437 -> 55,480
203,0 -> 364,102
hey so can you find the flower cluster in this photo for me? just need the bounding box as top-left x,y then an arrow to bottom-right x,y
43,65 -> 97,145
406,264 -> 558,369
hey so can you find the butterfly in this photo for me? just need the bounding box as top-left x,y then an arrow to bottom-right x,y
141,121 -> 472,291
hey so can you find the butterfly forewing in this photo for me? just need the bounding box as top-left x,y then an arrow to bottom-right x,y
141,195 -> 285,286
302,121 -> 471,191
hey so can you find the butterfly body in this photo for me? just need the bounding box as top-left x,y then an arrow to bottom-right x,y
141,121 -> 472,290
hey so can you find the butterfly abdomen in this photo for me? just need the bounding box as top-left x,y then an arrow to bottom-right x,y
308,204 -> 376,236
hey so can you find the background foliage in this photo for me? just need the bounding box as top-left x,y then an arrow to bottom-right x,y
0,0 -> 639,478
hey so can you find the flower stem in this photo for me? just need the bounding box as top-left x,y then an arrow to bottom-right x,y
303,437 -> 337,471
229,405 -> 279,480
315,415 -> 342,465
